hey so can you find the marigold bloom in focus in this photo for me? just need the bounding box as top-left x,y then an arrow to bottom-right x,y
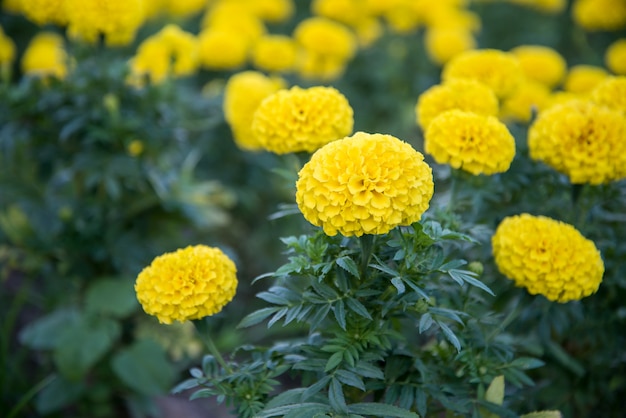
425,110 -> 516,175
605,39 -> 626,75
572,0 -> 626,31
591,76 -> 626,113
492,214 -> 604,303
416,79 -> 499,130
19,0 -> 67,25
563,65 -> 609,94
135,245 -> 238,324
442,49 -> 524,98
223,71 -> 286,151
500,80 -> 551,123
251,86 -> 354,154
510,45 -> 567,88
21,32 -> 68,80
424,28 -> 476,66
296,132 -> 434,237
528,100 -> 626,184
251,35 -> 298,73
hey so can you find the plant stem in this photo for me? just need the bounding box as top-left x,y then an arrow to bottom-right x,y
359,234 -> 375,279
193,318 -> 233,374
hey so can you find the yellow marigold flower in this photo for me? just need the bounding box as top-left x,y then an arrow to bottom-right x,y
0,26 -> 16,66
415,79 -> 499,130
19,0 -> 67,25
312,0 -> 367,28
572,0 -> 626,31
135,245 -> 238,324
294,17 -> 357,61
2,0 -> 22,14
251,35 -> 297,73
296,132 -> 434,237
500,79 -> 551,123
507,0 -> 566,14
442,49 -> 524,98
223,71 -> 286,151
543,90 -> 582,109
129,24 -> 199,85
64,0 -> 145,46
528,100 -> 626,184
198,28 -> 250,70
249,0 -> 294,23
563,65 -> 609,94
383,0 -> 424,34
510,45 -> 567,88
425,110 -> 516,175
605,38 -> 626,75
21,32 -> 68,80
251,86 -> 354,154
163,0 -> 207,18
426,7 -> 481,33
202,2 -> 266,45
492,214 -> 604,303
424,28 -> 476,66
591,76 -> 626,113
295,52 -> 349,81
354,17 -> 383,48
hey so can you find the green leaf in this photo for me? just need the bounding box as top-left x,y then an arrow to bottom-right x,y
345,298 -> 372,320
436,320 -> 461,352
303,376 -> 332,401
520,411 -> 562,418
391,277 -> 406,294
348,402 -> 420,418
448,269 -> 495,296
336,370 -> 365,391
337,256 -> 360,278
53,316 -> 120,380
35,375 -> 85,414
257,403 -> 332,418
111,339 -> 177,396
85,278 -> 139,318
545,341 -> 585,377
329,378 -> 347,412
18,308 -> 80,350
509,357 -> 545,370
485,375 -> 505,405
237,307 -> 281,328
419,313 -> 434,333
333,299 -> 347,330
325,351 -> 344,372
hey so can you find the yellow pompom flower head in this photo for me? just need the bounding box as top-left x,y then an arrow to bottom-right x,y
135,245 -> 238,324
425,110 -> 516,175
605,38 -> 626,75
510,45 -> 567,88
492,214 -> 604,303
251,86 -> 354,154
296,132 -> 434,237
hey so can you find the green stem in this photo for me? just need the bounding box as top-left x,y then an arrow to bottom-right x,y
359,234 -> 375,279
6,374 -> 56,418
192,318 -> 232,374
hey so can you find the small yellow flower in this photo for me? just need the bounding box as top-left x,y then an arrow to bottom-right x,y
500,79 -> 551,123
202,2 -> 266,45
249,0 -> 294,23
510,45 -> 567,88
223,71 -> 286,151
251,86 -> 354,154
296,132 -> 434,237
492,214 -> 604,303
572,0 -> 626,31
127,140 -> 144,157
312,0 -> 367,28
251,35 -> 298,73
416,78 -> 499,130
0,26 -> 16,66
424,28 -> 476,66
198,28 -> 250,70
605,38 -> 626,75
19,0 -> 67,25
442,49 -> 524,98
590,76 -> 626,113
21,32 -> 68,80
425,110 -> 516,175
135,245 -> 238,324
163,0 -> 206,18
528,100 -> 626,184
563,65 -> 609,94
294,17 -> 357,61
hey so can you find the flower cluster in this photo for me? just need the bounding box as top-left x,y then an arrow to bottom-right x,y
528,100 -> 626,184
223,71 -> 286,151
251,86 -> 354,154
492,214 -> 604,303
296,132 -> 434,237
425,110 -> 516,175
135,245 -> 238,324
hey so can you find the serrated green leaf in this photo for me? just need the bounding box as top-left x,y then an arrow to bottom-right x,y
345,298 -> 372,320
436,320 -> 461,352
391,277 -> 405,294
237,307 -> 281,328
419,313 -> 434,334
349,362 -> 384,380
333,299 -> 347,330
336,370 -> 365,391
85,278 -> 139,318
329,378 -> 347,412
348,402 -> 419,418
325,351 -> 344,372
303,376 -> 332,401
337,256 -> 360,278
257,403 -> 332,418
448,269 -> 495,296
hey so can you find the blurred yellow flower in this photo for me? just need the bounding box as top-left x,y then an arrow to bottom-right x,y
127,140 -> 144,157
294,17 -> 357,61
296,132 -> 434,237
312,0 -> 367,27
64,0 -> 145,46
251,86 -> 354,154
528,100 -> 626,184
202,2 -> 266,45
510,45 -> 567,88
605,38 -> 626,75
248,0 -> 294,23
18,0 -> 67,25
223,71 -> 286,151
442,49 -> 524,98
572,0 -> 626,31
0,27 -> 16,66
251,35 -> 298,73
425,110 -> 516,175
590,76 -> 626,113
500,79 -> 551,123
163,0 -> 207,18
135,245 -> 238,324
492,214 -> 603,303
2,0 -> 22,14
198,29 -> 250,70
424,28 -> 476,66
129,24 -> 199,85
416,78 -> 499,130
21,32 -> 68,80
563,65 -> 609,94
382,0 -> 424,34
